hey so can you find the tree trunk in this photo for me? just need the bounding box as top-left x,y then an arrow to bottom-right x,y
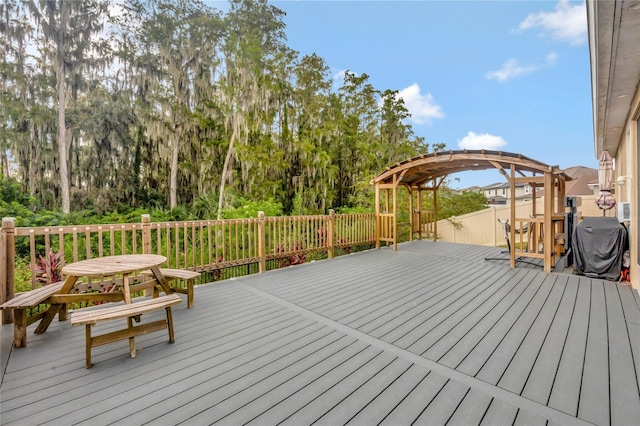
217,126 -> 237,220
170,132 -> 179,209
57,28 -> 70,214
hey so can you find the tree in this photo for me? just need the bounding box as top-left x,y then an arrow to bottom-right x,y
216,0 -> 291,218
25,0 -> 109,213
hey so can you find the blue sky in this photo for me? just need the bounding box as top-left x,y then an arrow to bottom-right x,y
205,0 -> 594,189
266,0 -> 595,189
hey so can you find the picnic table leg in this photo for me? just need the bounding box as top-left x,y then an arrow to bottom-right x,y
166,306 -> 175,343
85,324 -> 93,369
35,275 -> 78,334
149,266 -> 173,296
187,279 -> 194,308
34,305 -> 62,334
58,304 -> 68,321
127,316 -> 136,358
13,309 -> 27,348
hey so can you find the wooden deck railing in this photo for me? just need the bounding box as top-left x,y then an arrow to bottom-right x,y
411,210 -> 437,238
0,211 -> 376,322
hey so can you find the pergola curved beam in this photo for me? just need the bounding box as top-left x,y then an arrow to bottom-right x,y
371,150 -> 568,186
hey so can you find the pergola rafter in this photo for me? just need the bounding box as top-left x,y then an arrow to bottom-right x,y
371,150 -> 571,272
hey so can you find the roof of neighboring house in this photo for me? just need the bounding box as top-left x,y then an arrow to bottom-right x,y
563,166 -> 598,180
533,174 -> 599,198
482,181 -> 526,190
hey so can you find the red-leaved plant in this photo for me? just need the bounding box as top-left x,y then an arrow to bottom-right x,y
35,251 -> 63,285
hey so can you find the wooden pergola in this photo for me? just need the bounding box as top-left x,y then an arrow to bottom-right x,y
371,150 -> 571,273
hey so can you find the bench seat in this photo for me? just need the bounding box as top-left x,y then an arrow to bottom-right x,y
0,282 -> 65,348
71,294 -> 181,368
144,268 -> 200,308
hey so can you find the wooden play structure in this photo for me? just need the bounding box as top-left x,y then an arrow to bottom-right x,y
371,150 -> 571,273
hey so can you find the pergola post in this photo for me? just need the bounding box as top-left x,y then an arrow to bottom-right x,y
510,164 -> 516,269
393,174 -> 398,251
409,187 -> 414,242
417,188 -> 423,240
543,171 -> 554,273
375,183 -> 380,249
432,183 -> 438,242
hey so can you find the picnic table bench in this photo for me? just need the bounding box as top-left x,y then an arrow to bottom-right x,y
71,293 -> 181,368
0,282 -> 65,348
144,268 -> 200,308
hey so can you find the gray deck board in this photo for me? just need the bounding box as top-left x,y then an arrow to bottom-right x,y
182,336 -> 365,425
437,269 -> 541,369
578,281 -> 610,426
495,274 -> 568,394
521,274 -> 580,405
402,266 -> 514,354
547,277 -> 591,417
618,283 -> 640,393
604,281 -> 640,425
343,364 -> 429,425
454,272 -> 548,375
412,379 -> 470,425
1,240 -> 638,425
351,262 -> 489,334
367,264 -> 499,339
479,398 -> 519,426
512,408 -> 549,426
248,346 -> 399,425
386,264 -> 509,347
423,268 -> 530,361
99,329 -> 351,425
378,372 -> 450,425
444,388 -> 492,426
312,357 -> 414,425
472,272 -> 557,384
279,351 -> 400,425
332,258 -> 455,323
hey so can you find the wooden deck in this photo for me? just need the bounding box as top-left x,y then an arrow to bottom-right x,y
1,241 -> 639,425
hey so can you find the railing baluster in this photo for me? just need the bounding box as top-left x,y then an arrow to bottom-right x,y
86,227 -> 91,259
72,227 -> 79,262
29,230 -> 36,289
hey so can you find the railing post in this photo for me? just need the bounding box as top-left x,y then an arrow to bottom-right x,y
1,218 -> 16,324
257,211 -> 266,273
141,214 -> 151,255
327,209 -> 335,259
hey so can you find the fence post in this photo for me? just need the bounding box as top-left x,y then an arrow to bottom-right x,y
1,218 -> 16,324
141,214 -> 151,254
327,209 -> 335,259
257,211 -> 266,273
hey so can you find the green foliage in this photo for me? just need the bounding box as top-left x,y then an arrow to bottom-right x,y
1,0 -> 449,219
222,197 -> 283,219
437,189 -> 488,220
13,258 -> 33,293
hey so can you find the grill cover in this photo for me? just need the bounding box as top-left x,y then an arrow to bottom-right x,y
572,217 -> 628,280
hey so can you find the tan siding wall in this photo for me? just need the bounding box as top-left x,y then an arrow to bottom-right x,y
616,83 -> 639,288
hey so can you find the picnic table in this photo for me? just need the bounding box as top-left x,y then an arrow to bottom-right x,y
35,254 -> 174,333
58,254 -> 182,367
1,254 -> 176,348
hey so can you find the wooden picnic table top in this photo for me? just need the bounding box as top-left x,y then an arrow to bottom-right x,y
62,254 -> 167,278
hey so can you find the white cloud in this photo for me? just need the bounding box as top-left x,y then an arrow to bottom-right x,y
396,83 -> 444,125
518,0 -> 587,46
333,69 -> 348,84
458,131 -> 507,150
486,52 -> 558,82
